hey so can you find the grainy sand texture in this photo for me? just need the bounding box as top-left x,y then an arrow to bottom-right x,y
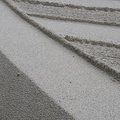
1,0 -> 120,120
0,51 -> 74,120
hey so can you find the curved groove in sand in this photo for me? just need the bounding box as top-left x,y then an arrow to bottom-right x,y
65,36 -> 120,49
13,0 -> 120,27
13,0 -> 120,12
27,13 -> 120,27
65,36 -> 120,78
3,0 -> 120,80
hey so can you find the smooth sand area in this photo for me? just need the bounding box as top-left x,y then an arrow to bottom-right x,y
0,51 -> 74,120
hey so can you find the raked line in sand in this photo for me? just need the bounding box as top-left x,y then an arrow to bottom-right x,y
14,0 -> 120,27
3,0 -> 120,79
1,0 -> 120,120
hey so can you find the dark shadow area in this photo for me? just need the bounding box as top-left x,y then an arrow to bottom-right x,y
0,51 -> 74,120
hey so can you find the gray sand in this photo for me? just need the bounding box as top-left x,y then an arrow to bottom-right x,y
0,51 -> 74,120
1,1 -> 120,119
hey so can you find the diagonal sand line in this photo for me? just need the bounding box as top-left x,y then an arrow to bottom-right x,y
14,0 -> 120,27
31,16 -> 120,45
64,36 -> 120,49
13,0 -> 120,11
3,0 -> 120,80
65,36 -> 120,76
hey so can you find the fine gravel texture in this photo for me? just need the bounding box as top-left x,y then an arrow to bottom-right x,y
14,0 -> 120,26
0,51 -> 75,120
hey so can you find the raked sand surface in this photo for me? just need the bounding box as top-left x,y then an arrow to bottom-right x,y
31,17 -> 120,45
16,1 -> 120,26
0,1 -> 120,120
38,0 -> 120,8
